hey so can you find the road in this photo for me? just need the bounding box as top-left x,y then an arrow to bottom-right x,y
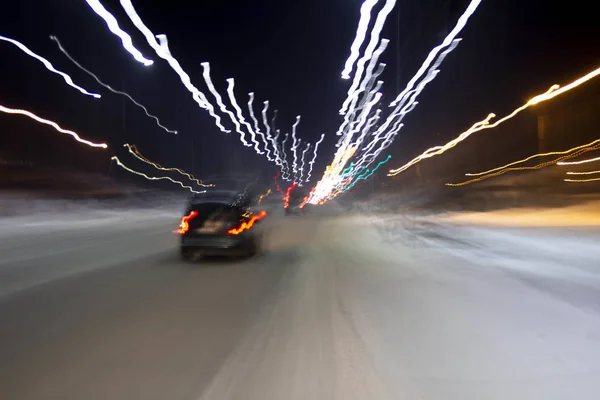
1,205 -> 600,399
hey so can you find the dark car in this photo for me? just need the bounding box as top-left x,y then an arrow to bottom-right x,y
175,191 -> 267,261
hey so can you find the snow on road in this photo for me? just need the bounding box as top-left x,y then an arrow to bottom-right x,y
1,204 -> 600,399
195,211 -> 600,400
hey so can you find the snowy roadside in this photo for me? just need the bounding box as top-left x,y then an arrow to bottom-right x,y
0,192 -> 186,237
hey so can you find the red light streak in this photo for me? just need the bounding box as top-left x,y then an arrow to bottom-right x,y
283,182 -> 297,208
173,211 -> 198,234
274,170 -> 284,195
227,210 -> 267,235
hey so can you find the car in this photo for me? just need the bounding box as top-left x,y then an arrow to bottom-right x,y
175,191 -> 267,261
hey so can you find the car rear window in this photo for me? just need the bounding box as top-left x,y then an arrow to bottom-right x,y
188,203 -> 242,224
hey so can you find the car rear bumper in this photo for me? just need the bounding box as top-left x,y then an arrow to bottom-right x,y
180,234 -> 255,255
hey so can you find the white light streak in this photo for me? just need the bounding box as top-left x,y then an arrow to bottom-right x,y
50,35 -> 176,133
200,61 -> 242,135
558,156 -> 600,166
0,35 -> 101,98
389,0 -> 481,107
291,116 -> 302,178
339,0 -> 396,115
225,78 -> 260,150
280,132 -> 291,180
261,101 -> 275,162
341,0 -> 380,79
298,142 -> 311,185
248,92 -> 270,156
306,133 -> 325,182
0,104 -> 107,148
156,36 -> 228,132
120,0 -> 232,134
84,0 -> 153,66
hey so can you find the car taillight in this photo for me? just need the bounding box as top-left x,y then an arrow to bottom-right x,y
227,210 -> 267,235
173,211 -> 198,234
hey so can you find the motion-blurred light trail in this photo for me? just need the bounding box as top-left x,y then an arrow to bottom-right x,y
447,142 -> 600,186
84,0 -> 153,66
274,170 -> 284,195
339,39 -> 388,123
280,133 -> 291,180
339,0 -> 396,115
119,1 -> 208,108
341,0 -> 380,80
565,177 -> 600,183
226,78 -> 261,150
155,35 -> 228,132
298,142 -> 311,185
338,155 -> 391,194
248,93 -> 270,156
0,104 -> 107,149
362,38 -> 459,168
120,0 -> 231,134
466,141 -> 600,177
291,116 -> 302,177
558,155 -> 600,165
283,182 -> 297,208
227,210 -> 267,235
566,170 -> 600,175
111,156 -> 204,194
0,35 -> 101,99
257,189 -> 272,204
261,101 -> 275,162
124,144 -> 212,187
306,133 -> 325,183
389,0 -> 482,107
200,62 -> 241,134
388,65 -> 600,176
272,130 -> 283,168
50,36 -> 176,134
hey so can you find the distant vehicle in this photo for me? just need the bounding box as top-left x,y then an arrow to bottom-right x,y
285,187 -> 309,216
175,190 -> 267,261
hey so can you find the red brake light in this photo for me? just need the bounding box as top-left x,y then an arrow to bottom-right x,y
227,210 -> 267,235
174,210 -> 198,234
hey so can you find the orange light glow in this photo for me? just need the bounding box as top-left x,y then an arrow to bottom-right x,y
173,210 -> 198,234
227,210 -> 267,235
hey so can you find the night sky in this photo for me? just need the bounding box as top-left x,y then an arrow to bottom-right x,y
1,0 -> 598,188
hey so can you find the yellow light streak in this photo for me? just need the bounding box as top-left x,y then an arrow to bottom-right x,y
564,177 -> 600,183
257,189 -> 272,205
566,170 -> 600,175
0,104 -> 107,149
388,65 -> 600,176
124,144 -> 213,187
466,139 -> 600,176
447,144 -> 600,187
558,155 -> 600,166
111,156 -> 205,194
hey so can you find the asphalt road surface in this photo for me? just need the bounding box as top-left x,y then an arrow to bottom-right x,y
1,206 -> 600,400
